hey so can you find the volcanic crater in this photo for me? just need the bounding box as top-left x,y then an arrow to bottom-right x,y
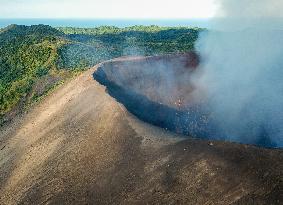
93,53 -> 277,147
93,53 -> 207,136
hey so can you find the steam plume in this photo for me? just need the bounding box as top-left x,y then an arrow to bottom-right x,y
195,0 -> 283,147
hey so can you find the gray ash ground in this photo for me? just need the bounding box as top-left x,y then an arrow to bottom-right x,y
1,57 -> 282,205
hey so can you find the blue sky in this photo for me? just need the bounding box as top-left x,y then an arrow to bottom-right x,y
0,0 -> 218,19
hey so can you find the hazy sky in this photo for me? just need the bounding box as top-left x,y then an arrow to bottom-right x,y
0,0 -> 218,19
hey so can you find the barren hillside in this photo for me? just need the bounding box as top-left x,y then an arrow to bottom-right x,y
0,56 -> 282,205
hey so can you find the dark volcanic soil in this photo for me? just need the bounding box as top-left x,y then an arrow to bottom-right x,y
0,55 -> 282,205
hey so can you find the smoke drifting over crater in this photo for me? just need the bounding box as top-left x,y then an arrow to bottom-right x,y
93,1 -> 283,148
195,0 -> 283,147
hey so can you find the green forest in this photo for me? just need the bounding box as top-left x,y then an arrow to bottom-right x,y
0,24 -> 201,125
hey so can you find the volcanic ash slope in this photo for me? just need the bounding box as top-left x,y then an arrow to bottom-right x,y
0,57 -> 282,205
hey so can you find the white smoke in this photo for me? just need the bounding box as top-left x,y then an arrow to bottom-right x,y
195,0 -> 283,147
217,0 -> 283,18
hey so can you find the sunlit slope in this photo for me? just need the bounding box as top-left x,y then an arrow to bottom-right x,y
0,57 -> 282,205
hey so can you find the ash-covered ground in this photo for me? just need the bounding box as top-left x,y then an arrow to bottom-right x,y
0,55 -> 282,205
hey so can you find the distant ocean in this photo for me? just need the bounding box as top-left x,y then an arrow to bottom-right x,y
0,19 -> 212,28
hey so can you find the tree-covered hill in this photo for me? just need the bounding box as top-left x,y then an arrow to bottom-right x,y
0,24 -> 201,125
0,24 -> 71,124
57,26 -> 201,69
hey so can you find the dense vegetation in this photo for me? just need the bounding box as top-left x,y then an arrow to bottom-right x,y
0,24 -> 201,124
0,24 -> 71,124
57,26 -> 201,69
